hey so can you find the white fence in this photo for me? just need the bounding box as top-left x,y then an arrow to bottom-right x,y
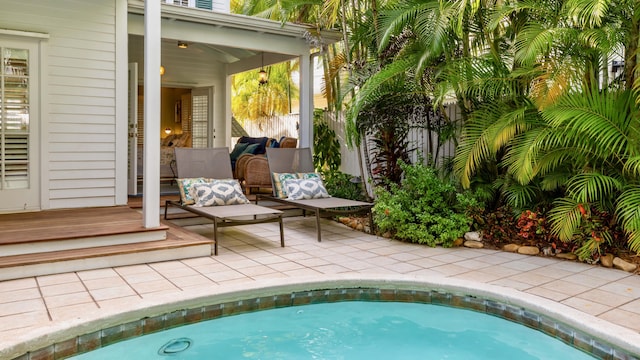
324,105 -> 460,193
241,104 -> 461,196
239,114 -> 299,141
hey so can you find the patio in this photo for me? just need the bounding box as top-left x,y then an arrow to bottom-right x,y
1,214 -> 640,358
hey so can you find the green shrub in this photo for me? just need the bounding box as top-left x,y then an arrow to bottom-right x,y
313,109 -> 341,172
373,161 -> 480,247
322,170 -> 368,202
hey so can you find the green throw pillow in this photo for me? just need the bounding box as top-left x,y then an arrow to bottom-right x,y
272,172 -> 299,198
230,142 -> 249,161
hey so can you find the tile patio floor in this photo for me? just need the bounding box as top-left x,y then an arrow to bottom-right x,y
1,215 -> 640,357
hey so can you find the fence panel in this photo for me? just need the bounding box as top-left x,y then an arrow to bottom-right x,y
237,105 -> 461,197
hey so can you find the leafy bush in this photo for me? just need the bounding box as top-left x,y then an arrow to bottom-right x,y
472,206 -> 519,247
322,170 -> 368,202
313,109 -> 341,172
373,161 -> 480,247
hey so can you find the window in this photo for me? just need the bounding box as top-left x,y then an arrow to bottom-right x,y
0,47 -> 29,190
191,94 -> 208,148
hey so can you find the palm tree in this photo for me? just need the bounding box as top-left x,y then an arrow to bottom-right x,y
525,86 -> 640,257
231,62 -> 299,124
351,0 -> 640,256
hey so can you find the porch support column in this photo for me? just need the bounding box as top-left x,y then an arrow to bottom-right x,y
298,53 -> 312,149
142,0 -> 161,228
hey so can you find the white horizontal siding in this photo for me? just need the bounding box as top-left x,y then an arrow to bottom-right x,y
48,85 -> 114,98
49,160 -> 115,171
50,179 -> 115,190
49,95 -> 115,108
50,187 -> 115,199
48,142 -> 115,152
0,0 -> 118,210
50,197 -> 116,209
50,169 -> 115,180
212,0 -> 229,13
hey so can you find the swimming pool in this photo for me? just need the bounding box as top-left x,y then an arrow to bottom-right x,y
8,277 -> 640,359
71,301 -> 594,359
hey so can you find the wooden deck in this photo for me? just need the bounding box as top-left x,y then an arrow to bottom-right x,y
0,206 -> 167,245
0,201 -> 214,280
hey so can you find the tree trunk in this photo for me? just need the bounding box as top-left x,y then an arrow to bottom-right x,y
624,13 -> 639,91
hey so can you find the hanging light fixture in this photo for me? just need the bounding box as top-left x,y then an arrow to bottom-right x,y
258,52 -> 268,85
160,65 -> 165,76
177,41 -> 188,49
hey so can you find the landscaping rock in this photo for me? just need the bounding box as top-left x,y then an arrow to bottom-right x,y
464,240 -> 484,249
600,254 -> 614,268
613,257 -> 638,272
464,231 -> 483,242
355,223 -> 364,231
382,231 -> 392,239
502,244 -> 520,252
555,253 -> 577,261
452,238 -> 464,247
517,246 -> 540,255
542,246 -> 553,256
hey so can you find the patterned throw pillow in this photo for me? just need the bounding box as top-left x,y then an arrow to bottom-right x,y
297,172 -> 322,180
177,177 -> 208,205
272,172 -> 299,198
190,179 -> 250,207
284,177 -> 331,200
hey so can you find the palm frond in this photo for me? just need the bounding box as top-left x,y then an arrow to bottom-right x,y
616,186 -> 640,252
345,56 -> 417,147
540,172 -> 571,191
565,172 -> 622,203
454,102 -> 507,188
501,180 -> 540,210
565,0 -> 611,28
548,197 -> 583,241
541,89 -> 636,161
623,156 -> 640,177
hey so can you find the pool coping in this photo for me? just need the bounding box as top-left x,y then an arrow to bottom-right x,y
4,274 -> 640,359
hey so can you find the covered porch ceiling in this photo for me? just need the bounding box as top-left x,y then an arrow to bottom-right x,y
127,35 -> 296,87
127,0 -> 341,87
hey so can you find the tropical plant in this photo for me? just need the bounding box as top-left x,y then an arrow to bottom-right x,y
231,62 -> 299,123
322,170 -> 368,201
313,109 -> 341,172
537,87 -> 640,257
373,161 -> 480,247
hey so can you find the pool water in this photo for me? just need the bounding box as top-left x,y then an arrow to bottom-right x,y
73,301 -> 594,359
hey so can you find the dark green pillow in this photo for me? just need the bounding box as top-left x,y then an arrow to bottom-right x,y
243,143 -> 260,155
230,142 -> 249,161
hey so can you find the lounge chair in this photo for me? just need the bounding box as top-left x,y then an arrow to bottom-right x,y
259,147 -> 373,242
164,147 -> 284,255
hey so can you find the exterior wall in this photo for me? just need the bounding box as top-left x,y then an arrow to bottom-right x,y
164,0 -> 230,14
0,0 -> 119,210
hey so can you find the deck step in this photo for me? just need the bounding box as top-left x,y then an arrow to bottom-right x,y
0,231 -> 213,281
0,228 -> 169,257
0,206 -> 170,256
0,206 -> 215,281
0,206 -> 166,245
